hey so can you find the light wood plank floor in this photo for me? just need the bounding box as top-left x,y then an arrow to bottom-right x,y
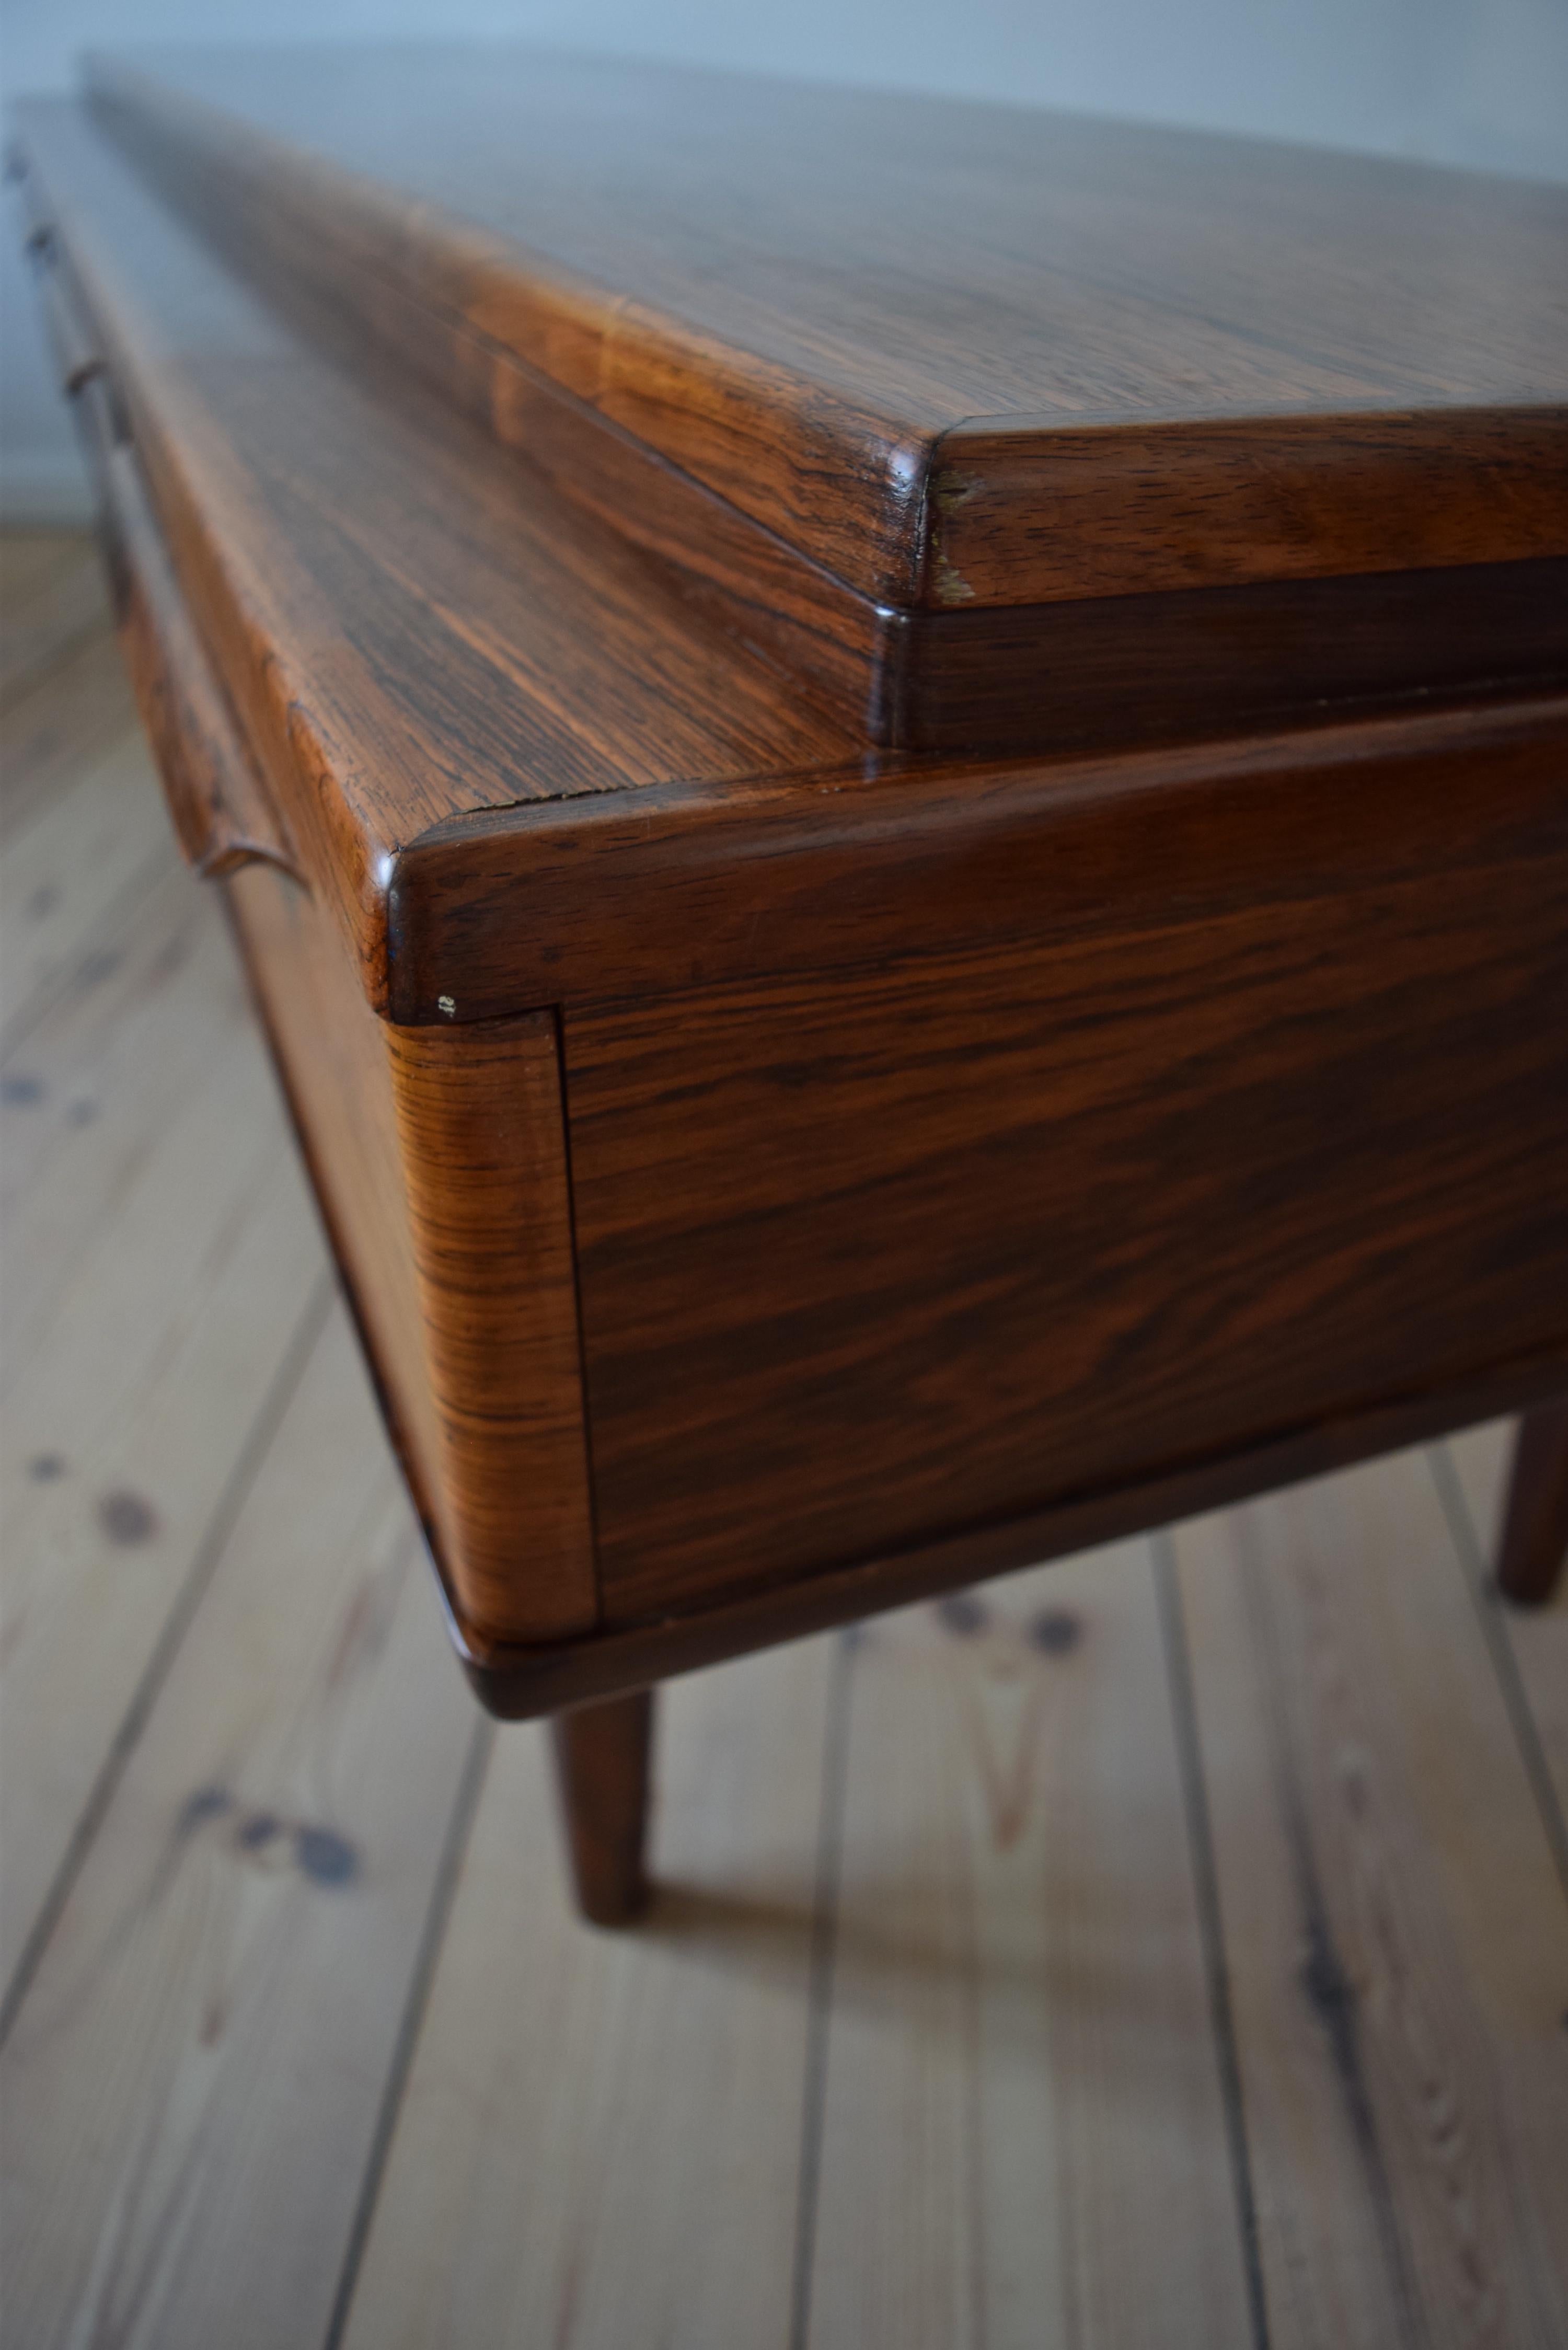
2,532 -> 1565,2350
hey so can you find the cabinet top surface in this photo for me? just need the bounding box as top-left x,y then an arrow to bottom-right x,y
84,44 -> 1568,607
15,73 -> 1568,1027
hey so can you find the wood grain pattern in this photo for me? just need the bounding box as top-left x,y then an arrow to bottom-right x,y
1,752 -> 325,1993
49,95 -> 891,739
386,1015 -> 598,1646
807,1544 -> 1254,2348
93,140 -> 1561,772
454,1355 -> 1568,1718
1173,1452 -> 1568,2349
387,695 -> 1568,1022
16,98 -> 1565,1031
11,102 -> 864,986
66,364 -> 304,884
83,45 -> 1568,609
15,86 -> 1562,872
222,860 -> 447,1549
224,871 -> 598,1649
882,557 -> 1568,756
931,408 -> 1568,606
561,839 -> 1568,1624
15,88 -> 1568,1743
10,534 -> 1568,2344
340,1637 -> 835,2350
0,1303 -> 478,2350
0,867 -> 308,1398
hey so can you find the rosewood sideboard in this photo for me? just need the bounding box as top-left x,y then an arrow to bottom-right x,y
13,48 -> 1568,1924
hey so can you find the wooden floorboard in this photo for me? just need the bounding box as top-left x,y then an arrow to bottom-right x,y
0,1305 -> 478,2350
340,1636 -> 837,2350
2,533 -> 1564,2348
0,531 -> 111,718
0,712 -> 172,1051
0,913 -> 331,1996
804,1543 -> 1254,2350
0,626 -> 130,848
1172,1452 -> 1568,2350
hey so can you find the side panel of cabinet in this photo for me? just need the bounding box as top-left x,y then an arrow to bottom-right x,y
224,864 -> 598,1645
562,834 -> 1568,1626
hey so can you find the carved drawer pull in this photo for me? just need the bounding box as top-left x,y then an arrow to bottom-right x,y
72,372 -> 306,886
33,243 -> 104,395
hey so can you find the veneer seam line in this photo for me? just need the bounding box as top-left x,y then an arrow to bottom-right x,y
85,61 -> 938,603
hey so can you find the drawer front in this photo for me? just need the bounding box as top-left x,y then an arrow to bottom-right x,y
566,832 -> 1568,1627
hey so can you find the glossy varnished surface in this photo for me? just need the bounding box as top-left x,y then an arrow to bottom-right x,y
387,697 -> 1568,1021
4,644 -> 1565,2341
223,860 -> 446,1547
226,864 -> 598,1648
87,45 -> 1568,607
13,87 -> 1568,1719
386,1012 -> 598,1645
563,840 -> 1568,1627
14,95 -> 1566,1019
12,103 -> 861,993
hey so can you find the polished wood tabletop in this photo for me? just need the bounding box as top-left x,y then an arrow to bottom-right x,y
85,44 -> 1568,607
75,48 -> 1568,763
11,54 -> 1567,1759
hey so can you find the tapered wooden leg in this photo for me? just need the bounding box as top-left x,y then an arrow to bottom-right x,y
1495,1401 -> 1568,1607
549,1689 -> 655,1924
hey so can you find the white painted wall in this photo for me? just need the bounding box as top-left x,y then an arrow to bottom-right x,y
4,0 -> 1566,517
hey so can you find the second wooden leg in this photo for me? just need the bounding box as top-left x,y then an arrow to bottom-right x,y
549,1688 -> 655,1925
1495,1400 -> 1568,1607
